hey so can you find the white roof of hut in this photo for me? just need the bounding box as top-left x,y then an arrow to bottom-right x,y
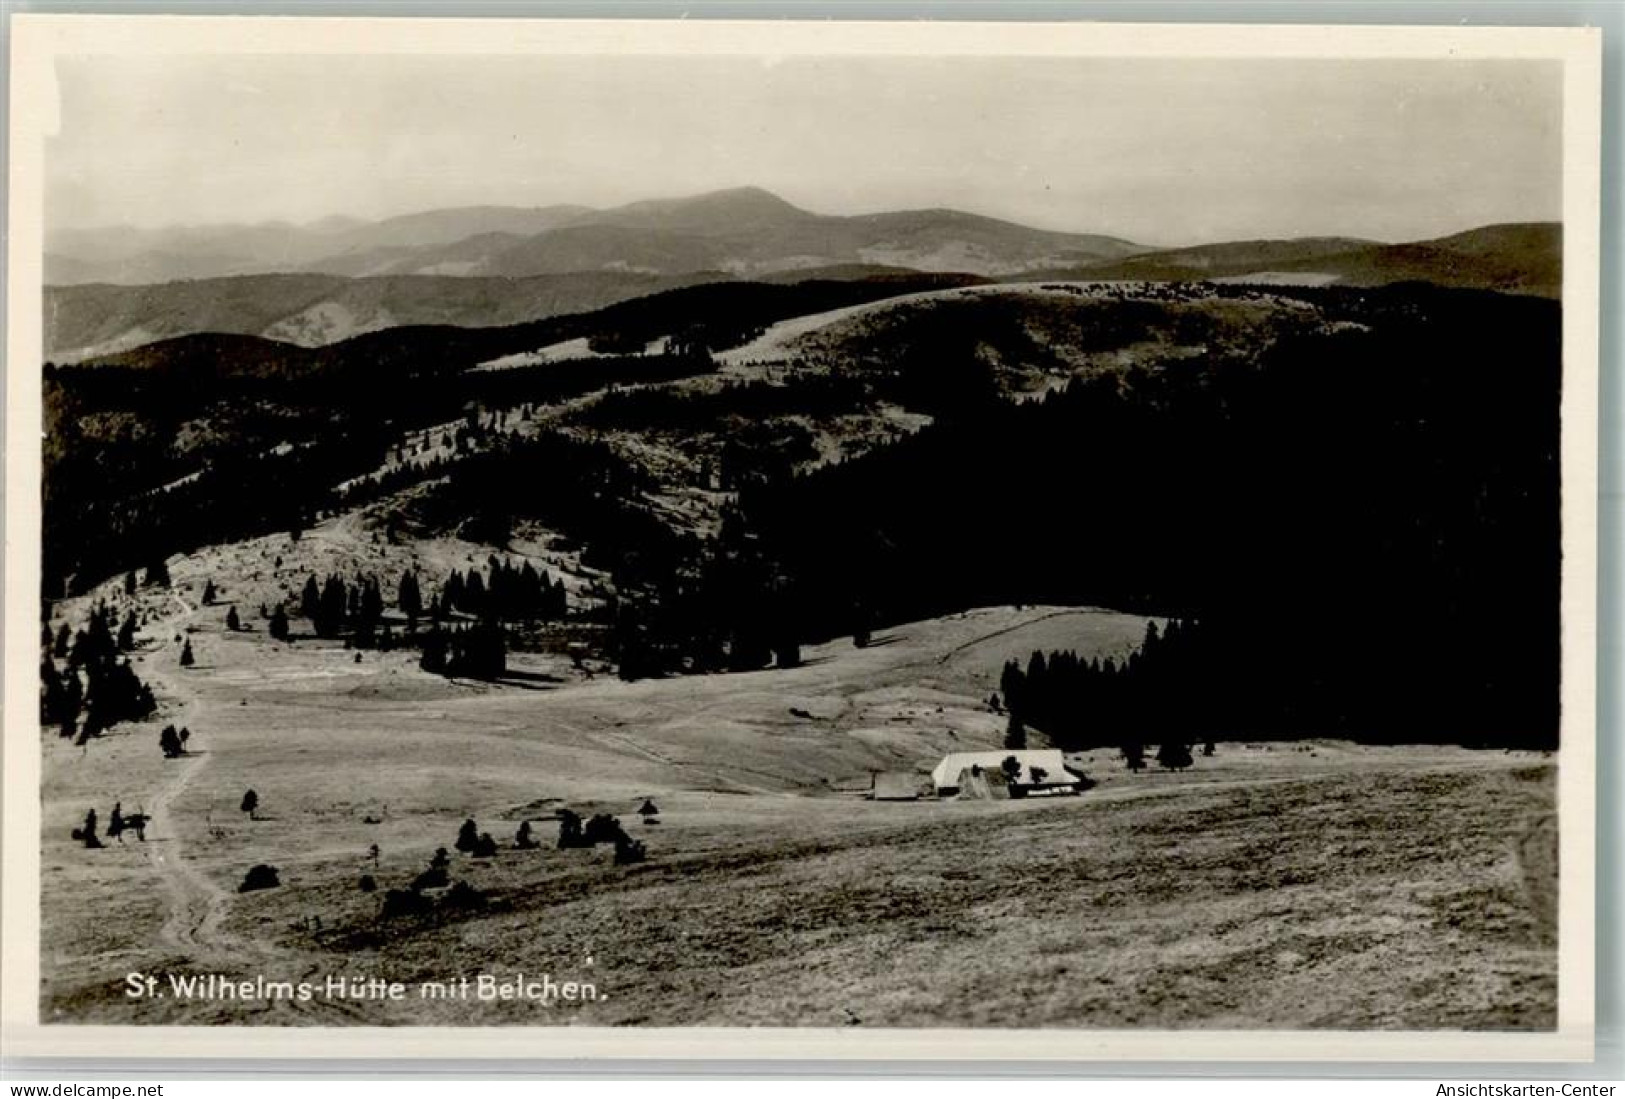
930,750 -> 1076,792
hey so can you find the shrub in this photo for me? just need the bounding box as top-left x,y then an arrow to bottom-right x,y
358,874 -> 377,893
613,834 -> 647,866
238,864 -> 280,892
583,813 -> 625,846
1157,742 -> 1194,771
443,881 -> 488,910
557,808 -> 587,849
381,888 -> 432,919
411,864 -> 449,891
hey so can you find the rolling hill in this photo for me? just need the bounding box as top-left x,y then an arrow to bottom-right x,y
1057,223 -> 1560,297
44,271 -> 738,363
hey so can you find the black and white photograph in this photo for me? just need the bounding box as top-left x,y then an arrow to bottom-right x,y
0,16 -> 1604,1062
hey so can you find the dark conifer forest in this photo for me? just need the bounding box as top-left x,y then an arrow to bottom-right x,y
608,285 -> 1560,747
740,288 -> 1559,747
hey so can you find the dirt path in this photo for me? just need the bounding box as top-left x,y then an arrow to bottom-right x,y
932,607 -> 1116,665
140,592 -> 368,1023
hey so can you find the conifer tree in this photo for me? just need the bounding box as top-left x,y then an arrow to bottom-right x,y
1156,742 -> 1193,771
40,656 -> 66,725
1004,711 -> 1027,751
117,611 -> 137,650
77,807 -> 103,849
1123,742 -> 1146,772
399,571 -> 422,628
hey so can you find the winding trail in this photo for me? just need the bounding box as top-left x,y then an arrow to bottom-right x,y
136,590 -> 370,1023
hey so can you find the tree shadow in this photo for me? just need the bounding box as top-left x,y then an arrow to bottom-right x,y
488,674 -> 561,692
500,668 -> 567,685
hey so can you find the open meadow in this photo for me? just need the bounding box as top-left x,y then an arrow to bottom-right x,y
40,560 -> 1557,1028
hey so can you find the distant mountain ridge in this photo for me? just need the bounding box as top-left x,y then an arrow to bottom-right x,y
43,188 -> 1561,360
47,186 -> 1141,285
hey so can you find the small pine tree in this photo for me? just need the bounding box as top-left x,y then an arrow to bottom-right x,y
454,818 -> 479,853
179,639 -> 195,667
202,580 -> 217,605
76,807 -> 103,849
225,606 -> 241,631
159,725 -> 184,758
240,789 -> 259,819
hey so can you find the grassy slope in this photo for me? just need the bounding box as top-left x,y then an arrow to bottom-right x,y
41,537 -> 1554,1027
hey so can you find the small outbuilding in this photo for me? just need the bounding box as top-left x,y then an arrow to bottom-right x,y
870,772 -> 931,801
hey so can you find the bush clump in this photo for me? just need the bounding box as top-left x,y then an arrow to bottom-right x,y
238,864 -> 280,892
442,881 -> 488,910
380,888 -> 432,919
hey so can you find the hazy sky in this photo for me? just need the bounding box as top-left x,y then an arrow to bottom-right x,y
46,53 -> 1563,245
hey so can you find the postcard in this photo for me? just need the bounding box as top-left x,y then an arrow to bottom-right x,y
2,15 -> 1602,1063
